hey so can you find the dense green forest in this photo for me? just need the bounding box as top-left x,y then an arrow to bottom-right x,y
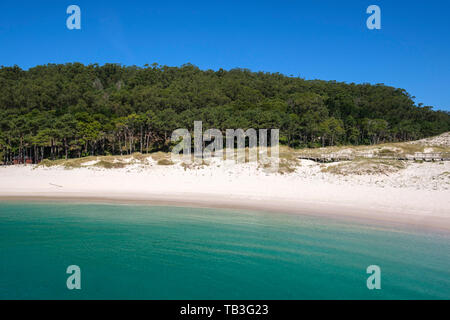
0,63 -> 449,164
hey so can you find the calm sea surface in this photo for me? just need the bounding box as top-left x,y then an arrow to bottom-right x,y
0,201 -> 449,299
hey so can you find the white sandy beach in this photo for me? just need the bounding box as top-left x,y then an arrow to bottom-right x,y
0,152 -> 449,231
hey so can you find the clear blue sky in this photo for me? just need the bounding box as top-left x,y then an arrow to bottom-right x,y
1,0 -> 449,111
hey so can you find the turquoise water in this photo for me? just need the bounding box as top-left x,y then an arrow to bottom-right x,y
0,201 -> 449,299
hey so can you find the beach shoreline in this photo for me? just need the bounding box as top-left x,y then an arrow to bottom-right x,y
1,193 -> 449,233
1,161 -> 449,232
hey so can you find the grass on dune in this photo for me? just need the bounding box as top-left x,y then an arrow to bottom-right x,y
35,133 -> 449,174
38,153 -> 149,169
321,159 -> 407,176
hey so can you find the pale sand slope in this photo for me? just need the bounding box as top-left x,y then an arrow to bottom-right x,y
0,157 -> 449,231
